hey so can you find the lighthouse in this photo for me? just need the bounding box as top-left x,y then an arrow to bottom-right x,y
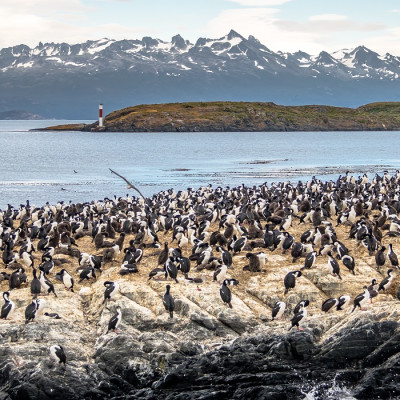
99,104 -> 103,127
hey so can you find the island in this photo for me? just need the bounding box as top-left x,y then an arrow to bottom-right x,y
39,101 -> 400,132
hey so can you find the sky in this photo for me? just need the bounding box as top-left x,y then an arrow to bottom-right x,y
0,0 -> 399,55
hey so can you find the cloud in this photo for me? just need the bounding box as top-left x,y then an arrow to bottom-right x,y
364,26 -> 400,55
0,0 -> 89,14
0,0 -> 145,48
309,14 -> 348,21
206,5 -> 390,54
226,0 -> 291,5
207,7 -> 280,37
206,7 -> 319,52
391,9 -> 400,13
0,0 -> 91,47
275,19 -> 385,34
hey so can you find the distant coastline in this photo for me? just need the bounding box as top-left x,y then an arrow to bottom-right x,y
0,110 -> 46,120
37,101 -> 400,133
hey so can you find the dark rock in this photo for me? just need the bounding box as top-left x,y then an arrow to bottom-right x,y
353,365 -> 400,399
268,332 -> 318,361
14,384 -> 40,400
94,335 -> 148,375
233,386 -> 296,400
98,381 -> 111,393
121,367 -> 141,387
84,388 -> 108,399
361,331 -> 400,367
179,342 -> 201,357
318,319 -> 398,366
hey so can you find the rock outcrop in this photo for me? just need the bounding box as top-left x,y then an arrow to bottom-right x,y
1,173 -> 400,399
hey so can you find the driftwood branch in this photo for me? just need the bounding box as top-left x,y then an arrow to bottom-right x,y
109,168 -> 145,199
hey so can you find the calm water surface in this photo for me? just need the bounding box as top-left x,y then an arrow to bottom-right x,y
1,120 -> 399,208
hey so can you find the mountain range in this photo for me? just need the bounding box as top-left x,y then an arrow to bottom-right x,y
1,30 -> 399,119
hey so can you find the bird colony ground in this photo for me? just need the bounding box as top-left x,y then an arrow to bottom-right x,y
0,174 -> 400,399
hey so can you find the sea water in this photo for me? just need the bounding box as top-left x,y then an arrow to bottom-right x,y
1,120 -> 399,209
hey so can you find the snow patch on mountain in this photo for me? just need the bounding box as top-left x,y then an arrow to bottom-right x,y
0,30 -> 399,86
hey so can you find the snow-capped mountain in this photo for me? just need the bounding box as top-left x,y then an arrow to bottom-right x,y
0,30 -> 399,118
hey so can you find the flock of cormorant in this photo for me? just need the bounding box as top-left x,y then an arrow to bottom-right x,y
1,170 -> 400,366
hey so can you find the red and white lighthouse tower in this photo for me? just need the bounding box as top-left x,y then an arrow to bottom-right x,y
99,104 -> 103,127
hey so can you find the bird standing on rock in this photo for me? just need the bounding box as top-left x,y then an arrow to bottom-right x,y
220,279 -> 232,308
291,242 -> 303,263
30,268 -> 41,298
216,246 -> 232,268
102,245 -> 120,263
148,267 -> 165,281
283,271 -> 302,295
39,256 -> 55,275
78,267 -> 96,283
378,269 -> 395,292
375,246 -> 386,271
55,269 -> 74,292
36,298 -> 46,316
233,236 -> 247,255
293,300 -> 310,315
271,301 -> 286,321
336,295 -> 351,311
341,254 -> 355,275
368,279 -> 379,302
177,256 -> 191,277
25,299 -> 38,324
1,292 -> 15,320
158,242 -> 169,266
225,278 -> 239,286
281,232 -> 294,254
163,285 -> 175,318
120,262 -> 138,275
388,244 -> 399,269
9,268 -> 27,290
102,281 -> 120,304
321,298 -> 339,313
165,257 -> 179,283
107,306 -> 122,333
38,269 -> 57,297
288,300 -> 309,331
213,264 -> 228,284
327,252 -> 342,280
301,251 -> 317,270
244,252 -> 261,272
49,345 -> 66,366
351,286 -> 371,312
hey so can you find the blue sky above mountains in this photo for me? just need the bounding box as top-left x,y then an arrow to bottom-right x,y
1,0 -> 399,54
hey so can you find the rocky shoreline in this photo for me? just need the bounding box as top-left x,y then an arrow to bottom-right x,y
2,296 -> 399,399
1,172 -> 400,399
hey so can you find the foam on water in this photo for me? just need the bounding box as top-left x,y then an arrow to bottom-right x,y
302,374 -> 356,400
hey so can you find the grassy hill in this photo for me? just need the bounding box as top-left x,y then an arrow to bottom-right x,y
42,101 -> 400,132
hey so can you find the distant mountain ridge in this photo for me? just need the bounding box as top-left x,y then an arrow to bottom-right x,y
1,30 -> 399,119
